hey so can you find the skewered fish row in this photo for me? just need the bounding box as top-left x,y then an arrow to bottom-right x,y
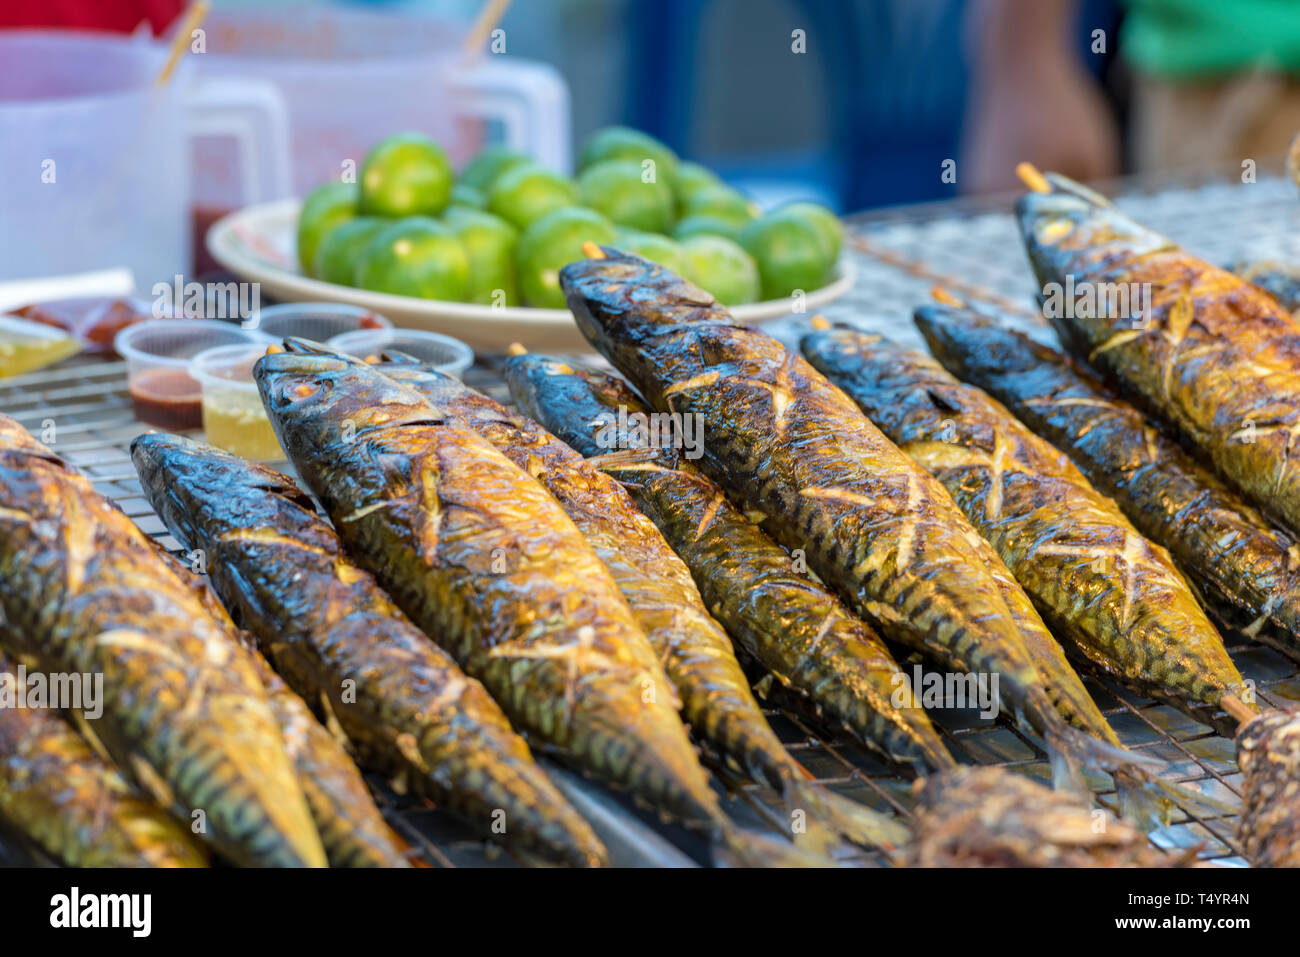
0,414 -> 327,868
503,351 -> 955,774
1235,708 -> 1300,868
801,323 -> 1253,727
1018,169 -> 1300,539
560,247 -> 1127,773
324,346 -> 905,849
916,302 -> 1300,663
907,767 -> 1197,868
254,348 -> 825,865
0,650 -> 207,867
131,432 -> 607,867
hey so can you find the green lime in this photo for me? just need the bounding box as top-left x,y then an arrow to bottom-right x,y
672,214 -> 743,243
674,161 -> 721,210
297,182 -> 358,275
355,217 -> 469,300
487,163 -> 580,230
776,201 -> 843,261
313,217 -> 386,287
682,184 -> 759,226
443,207 -> 520,306
613,228 -> 691,278
449,183 -> 487,210
578,159 -> 675,233
516,206 -> 616,309
359,132 -> 454,218
737,213 -> 833,300
458,146 -> 531,193
680,235 -> 759,306
578,126 -> 679,187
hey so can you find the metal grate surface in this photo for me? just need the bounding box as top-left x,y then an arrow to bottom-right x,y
4,172 -> 1300,867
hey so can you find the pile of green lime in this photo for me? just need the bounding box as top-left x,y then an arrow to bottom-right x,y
296,128 -> 841,309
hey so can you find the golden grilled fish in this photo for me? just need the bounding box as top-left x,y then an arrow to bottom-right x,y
561,248 -> 1123,776
917,302 -> 1300,664
1018,169 -> 1300,539
132,431 -> 607,867
503,351 -> 954,775
254,348 -> 829,865
307,348 -> 902,850
802,324 -> 1253,729
0,649 -> 207,867
0,414 -> 326,867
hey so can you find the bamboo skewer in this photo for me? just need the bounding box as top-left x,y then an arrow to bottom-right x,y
155,1 -> 210,87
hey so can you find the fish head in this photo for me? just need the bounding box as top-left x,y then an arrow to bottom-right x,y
254,349 -> 433,460
559,247 -> 728,373
1016,174 -> 1171,289
130,432 -> 312,547
914,304 -> 1027,376
504,353 -> 637,456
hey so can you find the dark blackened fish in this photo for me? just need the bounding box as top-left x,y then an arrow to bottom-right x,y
0,650 -> 207,867
131,432 -> 606,867
560,248 -> 1111,771
916,303 -> 1300,663
254,350 -> 825,864
1236,709 -> 1300,868
1018,171 -> 1300,539
802,324 -> 1252,726
0,414 -> 325,867
1232,260 -> 1300,313
504,351 -> 954,774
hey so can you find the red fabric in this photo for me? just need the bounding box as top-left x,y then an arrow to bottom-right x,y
0,0 -> 185,35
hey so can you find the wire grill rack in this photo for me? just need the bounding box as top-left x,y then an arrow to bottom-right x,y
5,172 -> 1300,867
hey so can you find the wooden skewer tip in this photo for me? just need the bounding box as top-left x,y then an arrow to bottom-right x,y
809,315 -> 831,330
581,241 -> 607,259
1015,162 -> 1052,194
506,342 -> 527,357
930,286 -> 966,308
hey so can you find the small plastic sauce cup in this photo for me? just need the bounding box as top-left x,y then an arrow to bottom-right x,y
250,303 -> 391,347
326,328 -> 474,379
189,343 -> 284,461
115,320 -> 268,430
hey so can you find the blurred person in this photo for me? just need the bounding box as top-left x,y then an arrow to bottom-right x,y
962,0 -> 1300,193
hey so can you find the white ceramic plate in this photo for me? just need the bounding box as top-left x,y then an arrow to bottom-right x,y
207,199 -> 856,353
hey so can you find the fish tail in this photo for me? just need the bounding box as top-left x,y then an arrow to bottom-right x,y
713,826 -> 837,868
1115,766 -> 1238,830
1045,725 -> 1162,794
784,778 -> 910,854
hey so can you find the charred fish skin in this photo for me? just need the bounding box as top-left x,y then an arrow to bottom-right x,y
917,304 -> 1300,660
1236,709 -> 1300,868
802,325 -> 1249,716
0,415 -> 326,868
0,651 -> 207,867
368,359 -> 813,795
561,250 -> 1064,743
131,433 -> 607,868
505,353 -> 957,773
254,352 -> 729,831
1018,174 -> 1300,538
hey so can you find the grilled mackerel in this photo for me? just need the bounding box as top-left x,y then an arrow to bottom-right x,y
0,414 -> 326,867
802,325 -> 1251,722
561,249 -> 1097,757
917,303 -> 1300,662
1236,709 -> 1300,867
504,352 -> 955,773
0,650 -> 207,867
1019,172 -> 1300,538
131,432 -> 606,867
253,351 -> 752,844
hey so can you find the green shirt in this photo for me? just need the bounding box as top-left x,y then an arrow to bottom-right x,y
1123,0 -> 1300,77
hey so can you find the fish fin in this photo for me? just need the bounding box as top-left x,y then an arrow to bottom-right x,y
786,779 -> 910,854
1046,726 -> 1161,794
713,828 -> 836,868
1116,767 -> 1237,830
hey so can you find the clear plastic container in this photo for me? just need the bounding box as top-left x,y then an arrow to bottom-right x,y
190,344 -> 283,462
326,328 -> 474,379
114,320 -> 268,430
251,303 -> 391,347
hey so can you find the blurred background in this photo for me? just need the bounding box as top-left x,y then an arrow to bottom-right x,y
6,0 -> 1299,214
